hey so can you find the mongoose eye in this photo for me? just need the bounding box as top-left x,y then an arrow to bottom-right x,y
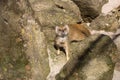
64,28 -> 67,31
58,29 -> 62,31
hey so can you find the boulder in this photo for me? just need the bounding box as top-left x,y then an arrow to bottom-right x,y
0,0 -> 119,80
72,0 -> 108,22
0,0 -> 50,80
89,6 -> 120,80
90,6 -> 120,32
29,0 -> 82,27
55,34 -> 117,80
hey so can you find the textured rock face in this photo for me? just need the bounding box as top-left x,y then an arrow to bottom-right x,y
0,0 -> 50,80
89,5 -> 120,80
0,0 -> 82,80
0,15 -> 29,80
72,0 -> 108,22
89,6 -> 120,60
29,0 -> 82,27
0,0 -> 119,80
90,6 -> 120,32
0,1 -> 29,80
56,34 -> 117,80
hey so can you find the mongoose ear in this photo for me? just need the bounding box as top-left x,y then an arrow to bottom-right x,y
64,25 -> 69,32
55,26 -> 59,33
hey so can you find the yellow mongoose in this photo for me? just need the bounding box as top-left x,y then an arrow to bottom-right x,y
54,24 -> 91,60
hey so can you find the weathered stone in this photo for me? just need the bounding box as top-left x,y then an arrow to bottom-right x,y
90,6 -> 120,32
24,20 -> 50,80
29,0 -> 82,27
56,34 -> 117,80
0,0 -> 50,80
112,28 -> 120,80
72,0 -> 108,22
47,42 -> 67,80
0,2 -> 29,80
0,0 -> 119,80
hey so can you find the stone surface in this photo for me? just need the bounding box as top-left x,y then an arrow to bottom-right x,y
55,34 -> 117,80
29,0 -> 82,27
90,7 -> 120,32
0,1 -> 29,80
22,17 -> 50,80
0,0 -> 120,80
0,0 -> 50,80
72,0 -> 108,22
112,28 -> 120,80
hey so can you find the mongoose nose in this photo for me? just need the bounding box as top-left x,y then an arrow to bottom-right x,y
60,42 -> 65,44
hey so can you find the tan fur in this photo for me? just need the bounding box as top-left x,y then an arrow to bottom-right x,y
68,24 -> 91,41
54,24 -> 91,60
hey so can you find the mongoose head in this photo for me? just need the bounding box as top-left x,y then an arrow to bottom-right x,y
55,25 -> 69,37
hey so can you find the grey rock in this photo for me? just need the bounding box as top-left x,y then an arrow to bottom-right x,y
55,34 -> 117,80
0,0 -> 119,80
0,0 -> 50,80
90,6 -> 120,32
72,0 -> 108,22
29,0 -> 82,27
